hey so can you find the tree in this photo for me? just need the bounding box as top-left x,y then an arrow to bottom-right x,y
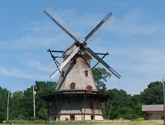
38,108 -> 48,122
35,81 -> 56,121
92,67 -> 111,93
0,86 -> 8,122
8,81 -> 56,121
131,94 -> 143,117
105,89 -> 142,120
10,91 -> 24,120
21,87 -> 33,120
141,81 -> 163,104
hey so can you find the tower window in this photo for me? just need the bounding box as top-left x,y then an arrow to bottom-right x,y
70,82 -> 75,89
61,71 -> 65,77
84,70 -> 88,77
87,85 -> 92,94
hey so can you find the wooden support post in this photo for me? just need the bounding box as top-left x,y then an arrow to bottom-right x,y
108,100 -> 113,119
84,90 -> 87,121
103,101 -> 106,119
93,102 -> 95,120
7,91 -> 10,121
48,102 -> 50,122
54,93 -> 59,121
33,86 -> 36,118
163,79 -> 165,125
105,97 -> 110,119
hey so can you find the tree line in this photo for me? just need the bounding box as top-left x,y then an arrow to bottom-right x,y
0,68 -> 163,122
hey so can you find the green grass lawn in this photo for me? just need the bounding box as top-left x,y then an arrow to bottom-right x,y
48,120 -> 163,125
3,120 -> 163,125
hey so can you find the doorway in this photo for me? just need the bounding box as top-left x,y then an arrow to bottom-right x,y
70,115 -> 75,121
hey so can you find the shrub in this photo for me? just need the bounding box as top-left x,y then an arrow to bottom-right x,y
138,118 -> 144,120
118,117 -> 124,120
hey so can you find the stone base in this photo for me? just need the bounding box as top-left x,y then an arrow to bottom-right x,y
49,114 -> 104,121
48,95 -> 105,122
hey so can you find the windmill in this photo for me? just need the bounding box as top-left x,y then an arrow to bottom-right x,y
42,7 -> 121,121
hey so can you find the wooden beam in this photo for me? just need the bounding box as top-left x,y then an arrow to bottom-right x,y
163,79 -> 165,125
84,90 -> 87,121
108,100 -> 113,119
7,91 -> 10,121
105,97 -> 110,119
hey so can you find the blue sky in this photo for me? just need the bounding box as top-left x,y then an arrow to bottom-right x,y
0,0 -> 165,95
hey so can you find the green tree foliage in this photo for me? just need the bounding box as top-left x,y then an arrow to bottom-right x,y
0,87 -> 8,122
8,81 -> 56,121
131,94 -> 143,117
92,68 -> 144,119
38,108 -> 48,122
22,87 -> 34,119
92,67 -> 111,93
35,81 -> 56,121
105,89 -> 143,120
107,81 -> 163,119
141,81 -> 163,104
10,91 -> 24,119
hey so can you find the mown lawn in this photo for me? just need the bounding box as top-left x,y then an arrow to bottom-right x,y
48,120 -> 163,125
3,120 -> 163,125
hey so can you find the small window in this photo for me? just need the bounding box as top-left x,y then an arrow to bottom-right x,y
70,82 -> 75,89
61,71 -> 65,77
84,70 -> 88,77
87,85 -> 92,93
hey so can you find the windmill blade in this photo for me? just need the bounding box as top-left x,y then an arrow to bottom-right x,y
49,47 -> 80,78
85,12 -> 115,44
85,12 -> 112,41
44,7 -> 80,43
85,47 -> 121,79
92,52 -> 109,70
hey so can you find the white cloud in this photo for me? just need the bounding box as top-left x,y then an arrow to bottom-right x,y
111,8 -> 161,37
24,59 -> 47,71
0,65 -> 48,80
0,9 -> 115,51
110,46 -> 165,73
22,20 -> 56,33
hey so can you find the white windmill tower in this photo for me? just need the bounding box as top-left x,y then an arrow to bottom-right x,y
42,7 -> 121,121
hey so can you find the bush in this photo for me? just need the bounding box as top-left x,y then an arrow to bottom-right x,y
138,118 -> 144,120
118,117 -> 124,120
11,120 -> 29,124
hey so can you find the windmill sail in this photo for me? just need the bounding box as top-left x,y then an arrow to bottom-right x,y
49,47 -> 80,78
44,7 -> 80,42
85,12 -> 115,44
85,47 -> 121,79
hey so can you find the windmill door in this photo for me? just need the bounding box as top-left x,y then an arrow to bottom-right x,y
70,115 -> 75,121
